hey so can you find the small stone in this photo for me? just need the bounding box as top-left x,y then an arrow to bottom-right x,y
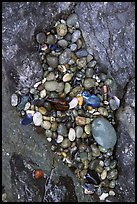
56,23 -> 67,37
47,137 -> 52,142
91,144 -> 100,157
45,81 -> 58,91
46,54 -> 58,68
109,99 -> 118,110
69,86 -> 82,97
95,165 -> 103,174
69,97 -> 78,109
76,38 -> 83,49
51,122 -> 58,131
34,81 -> 41,88
82,92 -> 100,108
101,170 -> 107,180
109,190 -> 115,196
107,169 -> 118,180
46,72 -> 56,81
24,102 -> 31,111
57,123 -> 68,136
33,112 -> 43,126
70,43 -> 77,51
86,54 -> 93,63
75,116 -> 86,126
46,34 -> 55,45
75,126 -> 83,138
84,124 -> 91,135
26,110 -> 35,116
87,60 -> 97,68
66,13 -> 78,27
76,57 -> 87,68
40,89 -> 46,98
21,114 -> 33,125
56,82 -> 64,93
58,39 -> 68,48
109,180 -> 116,188
84,78 -> 95,89
11,93 -> 18,106
75,49 -> 88,58
80,152 -> 88,161
2,193 -> 7,201
56,135 -> 64,143
91,117 -> 117,149
64,82 -> 71,94
63,73 -> 73,82
98,107 -> 108,116
85,68 -> 94,78
17,96 -> 29,111
110,160 -> 117,169
38,107 -> 46,115
89,160 -> 99,170
61,138 -> 71,148
68,128 -> 76,141
71,30 -> 81,42
59,48 -> 72,64
42,121 -> 51,130
99,193 -> 109,201
36,32 -> 46,44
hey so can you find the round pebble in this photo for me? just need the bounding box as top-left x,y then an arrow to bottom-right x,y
11,93 -> 18,106
58,39 -> 68,48
59,49 -> 72,64
63,73 -> 73,82
68,128 -> 76,141
64,83 -> 71,94
36,32 -> 46,44
56,135 -> 64,143
69,97 -> 78,109
101,169 -> 107,180
75,126 -> 83,138
42,121 -> 51,130
84,78 -> 95,89
46,55 -> 58,68
45,81 -> 58,91
33,112 -> 43,126
56,23 -> 67,37
71,30 -> 81,42
57,123 -> 68,136
61,138 -> 71,148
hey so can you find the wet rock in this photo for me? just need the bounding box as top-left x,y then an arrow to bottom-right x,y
46,55 -> 58,68
75,49 -> 88,58
45,81 -> 58,91
56,23 -> 67,37
57,123 -> 68,136
71,30 -> 81,42
61,138 -> 71,148
59,49 -> 72,64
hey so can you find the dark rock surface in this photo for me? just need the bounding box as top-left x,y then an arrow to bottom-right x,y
2,2 -> 135,202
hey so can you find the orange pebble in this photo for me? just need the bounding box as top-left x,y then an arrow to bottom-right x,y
33,169 -> 44,180
77,96 -> 83,106
87,106 -> 93,111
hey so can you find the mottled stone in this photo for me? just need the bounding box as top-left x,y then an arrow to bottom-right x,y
45,81 -> 58,91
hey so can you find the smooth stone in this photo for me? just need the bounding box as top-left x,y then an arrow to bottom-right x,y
89,160 -> 99,170
64,33 -> 72,41
17,96 -> 29,111
46,34 -> 55,45
57,123 -> 68,136
51,122 -> 58,131
91,144 -> 100,157
99,193 -> 109,201
86,54 -> 94,63
56,135 -> 64,143
110,160 -> 117,169
70,43 -> 77,51
45,129 -> 53,138
21,114 -> 33,125
87,60 -> 97,68
58,65 -> 67,73
56,23 -> 67,37
107,169 -> 118,180
68,128 -> 76,141
33,112 -> 43,126
69,86 -> 82,97
80,152 -> 88,161
91,117 -> 117,149
58,39 -> 68,48
56,82 -> 64,93
64,82 -> 71,94
59,48 -> 72,64
84,124 -> 91,135
40,89 -> 46,98
109,99 -> 118,110
85,170 -> 100,185
46,72 -> 56,81
75,49 -> 88,58
82,92 -> 100,108
11,93 -> 18,106
69,97 -> 78,109
85,68 -> 94,78
63,73 -> 73,82
75,126 -> 83,138
36,32 -> 46,44
76,38 -> 83,49
76,57 -> 87,68
66,13 -> 78,27
71,30 -> 81,42
45,81 -> 58,91
24,102 -> 31,111
42,121 -> 51,129
46,55 -> 58,68
109,180 -> 116,188
38,107 -> 47,115
101,170 -> 107,180
84,78 -> 95,89
75,116 -> 86,126
98,107 -> 108,116
60,138 -> 71,148
95,165 -> 103,173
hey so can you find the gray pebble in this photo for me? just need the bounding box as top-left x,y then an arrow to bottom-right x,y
58,39 -> 68,48
107,169 -> 118,180
85,68 -> 94,78
75,49 -> 88,58
75,126 -> 83,138
71,30 -> 81,42
45,81 -> 58,91
59,49 -> 72,64
66,13 -> 78,27
60,138 -> 71,148
36,32 -> 46,44
46,54 -> 58,68
84,78 -> 95,89
57,123 -> 68,136
11,93 -> 18,106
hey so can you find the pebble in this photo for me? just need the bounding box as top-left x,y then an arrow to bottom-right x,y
56,82 -> 64,93
57,123 -> 68,136
63,73 -> 73,82
84,78 -> 95,89
85,170 -> 100,185
75,126 -> 83,138
109,180 -> 116,188
59,49 -> 72,64
85,68 -> 94,78
98,107 -> 108,116
84,124 -> 91,135
11,93 -> 18,106
71,30 -> 81,42
33,112 -> 43,126
87,60 -> 97,68
86,54 -> 93,63
36,32 -> 46,44
38,107 -> 46,115
24,102 -> 31,111
56,23 -> 67,37
40,89 -> 46,98
42,121 -> 51,129
109,190 -> 115,196
75,116 -> 87,126
70,43 -> 77,51
107,169 -> 118,180
64,82 -> 71,94
101,169 -> 107,180
91,144 -> 100,157
66,13 -> 78,27
68,128 -> 76,141
80,152 -> 88,162
82,92 -> 100,108
69,97 -> 78,109
91,117 -> 117,149
46,55 -> 58,68
77,57 -> 87,68
69,86 -> 82,97
109,99 -> 118,111
46,34 -> 55,45
75,49 -> 88,58
44,81 -> 58,91
61,138 -> 71,148
58,39 -> 68,48
56,135 -> 64,143
21,114 -> 33,125
99,193 -> 109,201
46,72 -> 56,81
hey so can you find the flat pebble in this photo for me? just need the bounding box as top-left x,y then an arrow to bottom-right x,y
101,169 -> 107,180
56,135 -> 64,143
11,93 -> 18,106
45,81 -> 58,91
69,97 -> 78,109
75,126 -> 83,138
66,13 -> 78,27
57,123 -> 68,136
77,57 -> 87,68
84,124 -> 91,134
64,82 -> 71,94
42,121 -> 51,129
46,55 -> 58,68
99,193 -> 109,201
33,112 -> 43,126
58,39 -> 68,48
75,49 -> 88,58
63,73 -> 73,82
91,117 -> 117,149
71,30 -> 81,42
68,128 -> 76,141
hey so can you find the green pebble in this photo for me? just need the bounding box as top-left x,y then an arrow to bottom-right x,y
107,169 -> 118,180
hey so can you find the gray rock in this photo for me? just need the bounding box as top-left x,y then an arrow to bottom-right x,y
58,39 -> 68,48
75,126 -> 83,138
91,117 -> 117,149
75,49 -> 88,58
66,13 -> 78,27
46,55 -> 58,68
71,30 -> 81,42
45,81 -> 58,91
57,123 -> 68,136
36,32 -> 46,44
59,49 -> 72,64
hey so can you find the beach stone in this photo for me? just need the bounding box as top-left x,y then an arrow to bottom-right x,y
36,32 -> 46,44
60,138 -> 71,148
64,83 -> 71,94
56,23 -> 67,37
66,13 -> 78,27
58,39 -> 68,48
11,93 -> 18,107
57,123 -> 68,136
71,30 -> 81,42
84,78 -> 95,89
46,55 -> 58,68
42,121 -> 51,130
68,128 -> 76,141
75,49 -> 88,58
75,126 -> 83,138
45,81 -> 58,91
59,49 -> 72,64
56,135 -> 64,143
91,117 -> 117,149
33,112 -> 43,126
63,73 -> 73,82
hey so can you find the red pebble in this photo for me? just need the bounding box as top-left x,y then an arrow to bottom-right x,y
33,169 -> 44,179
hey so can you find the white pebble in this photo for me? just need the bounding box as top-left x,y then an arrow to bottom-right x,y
99,193 -> 109,201
56,135 -> 64,143
34,81 -> 41,88
24,102 -> 31,111
40,89 -> 46,98
11,93 -> 18,106
68,128 -> 76,141
109,190 -> 115,196
101,169 -> 107,180
47,137 -> 52,142
33,112 -> 43,126
63,73 -> 73,82
26,110 -> 35,116
41,121 -> 51,129
69,97 -> 78,109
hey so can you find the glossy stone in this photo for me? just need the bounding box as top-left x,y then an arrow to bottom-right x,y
91,117 -> 117,149
85,170 -> 100,185
82,91 -> 100,108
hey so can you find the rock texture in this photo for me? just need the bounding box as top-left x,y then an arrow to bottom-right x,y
2,2 -> 135,202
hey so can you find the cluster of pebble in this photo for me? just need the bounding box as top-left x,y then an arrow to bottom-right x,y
11,13 -> 120,201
